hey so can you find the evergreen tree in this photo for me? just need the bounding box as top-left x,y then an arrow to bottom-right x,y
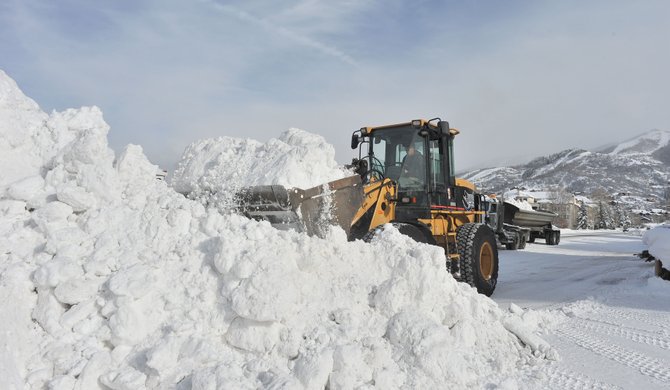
598,201 -> 615,229
577,202 -> 589,230
615,202 -> 631,230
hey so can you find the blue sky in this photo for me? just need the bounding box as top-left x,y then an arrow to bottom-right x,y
2,0 -> 670,171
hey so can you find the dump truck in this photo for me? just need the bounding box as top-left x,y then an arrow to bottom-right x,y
483,197 -> 560,249
236,118 -> 499,296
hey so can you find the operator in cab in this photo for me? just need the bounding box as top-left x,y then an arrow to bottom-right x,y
401,142 -> 425,183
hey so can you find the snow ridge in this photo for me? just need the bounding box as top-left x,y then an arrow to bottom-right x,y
610,129 -> 670,155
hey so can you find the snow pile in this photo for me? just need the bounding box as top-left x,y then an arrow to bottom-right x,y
643,224 -> 670,262
0,70 -> 552,389
503,197 -> 534,211
171,129 -> 351,209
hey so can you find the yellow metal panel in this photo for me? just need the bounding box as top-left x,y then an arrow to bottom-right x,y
351,182 -> 381,224
369,181 -> 395,229
455,178 -> 477,191
351,179 -> 395,229
363,119 -> 443,134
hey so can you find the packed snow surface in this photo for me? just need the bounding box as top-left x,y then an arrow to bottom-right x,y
495,231 -> 670,389
0,70 -> 553,389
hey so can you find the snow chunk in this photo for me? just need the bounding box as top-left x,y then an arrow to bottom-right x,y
54,278 -> 101,305
56,185 -> 97,212
32,257 -> 83,288
6,175 -> 46,205
225,317 -> 283,353
116,144 -> 159,185
0,70 -> 50,187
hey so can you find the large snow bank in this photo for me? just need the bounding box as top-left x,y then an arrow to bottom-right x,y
643,224 -> 670,262
0,70 -> 552,389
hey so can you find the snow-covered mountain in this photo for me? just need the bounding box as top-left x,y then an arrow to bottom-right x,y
462,129 -> 670,206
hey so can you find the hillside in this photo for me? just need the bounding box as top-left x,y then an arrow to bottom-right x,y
462,129 -> 670,209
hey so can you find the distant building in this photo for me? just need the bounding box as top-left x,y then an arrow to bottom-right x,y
504,187 -> 669,229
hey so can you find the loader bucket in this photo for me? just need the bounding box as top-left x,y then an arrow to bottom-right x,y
235,185 -> 304,232
235,175 -> 364,238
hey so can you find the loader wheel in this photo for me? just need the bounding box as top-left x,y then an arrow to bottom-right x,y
456,223 -> 499,296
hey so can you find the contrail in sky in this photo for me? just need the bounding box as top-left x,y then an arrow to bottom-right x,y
203,0 -> 358,66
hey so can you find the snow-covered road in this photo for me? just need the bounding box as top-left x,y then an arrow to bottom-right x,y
494,231 -> 670,389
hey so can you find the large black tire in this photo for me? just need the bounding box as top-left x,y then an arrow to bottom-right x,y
517,233 -> 527,250
456,223 -> 499,296
505,234 -> 518,250
546,230 -> 560,246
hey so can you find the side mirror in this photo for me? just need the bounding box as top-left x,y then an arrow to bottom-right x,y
351,134 -> 360,149
438,121 -> 450,135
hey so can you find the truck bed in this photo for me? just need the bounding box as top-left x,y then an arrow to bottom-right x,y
503,202 -> 557,228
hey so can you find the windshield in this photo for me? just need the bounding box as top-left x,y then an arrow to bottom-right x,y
369,126 -> 426,189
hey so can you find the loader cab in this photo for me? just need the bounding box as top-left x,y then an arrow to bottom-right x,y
351,119 -> 461,221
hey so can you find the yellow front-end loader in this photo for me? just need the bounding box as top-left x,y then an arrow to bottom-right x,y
236,118 -> 499,296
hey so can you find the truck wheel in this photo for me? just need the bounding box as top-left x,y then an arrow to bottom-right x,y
545,233 -> 552,245
517,233 -> 527,250
456,223 -> 499,296
505,235 -> 518,250
545,231 -> 560,245
527,235 -> 535,244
